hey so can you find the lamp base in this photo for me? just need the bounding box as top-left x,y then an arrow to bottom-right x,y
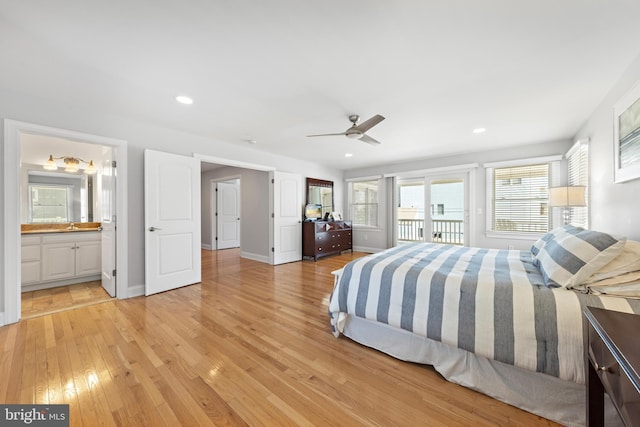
562,208 -> 571,225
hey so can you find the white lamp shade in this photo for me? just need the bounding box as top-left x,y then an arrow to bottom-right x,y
549,186 -> 586,207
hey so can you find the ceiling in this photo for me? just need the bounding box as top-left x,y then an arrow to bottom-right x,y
2,1 -> 640,170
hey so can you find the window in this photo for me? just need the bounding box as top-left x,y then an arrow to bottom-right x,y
567,140 -> 589,228
436,204 -> 445,215
29,184 -> 72,223
486,159 -> 560,235
350,180 -> 379,227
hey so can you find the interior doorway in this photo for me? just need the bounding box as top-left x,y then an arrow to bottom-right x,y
211,177 -> 241,250
3,120 -> 129,326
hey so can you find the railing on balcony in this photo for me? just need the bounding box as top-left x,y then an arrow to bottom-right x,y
398,219 -> 464,245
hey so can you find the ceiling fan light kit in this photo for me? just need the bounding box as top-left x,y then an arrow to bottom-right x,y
307,114 -> 385,145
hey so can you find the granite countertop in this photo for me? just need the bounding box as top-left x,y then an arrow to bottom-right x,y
21,222 -> 102,235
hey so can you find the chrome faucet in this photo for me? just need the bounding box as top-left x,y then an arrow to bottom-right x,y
67,222 -> 78,230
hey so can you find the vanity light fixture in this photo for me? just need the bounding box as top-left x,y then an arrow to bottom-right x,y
44,155 -> 97,174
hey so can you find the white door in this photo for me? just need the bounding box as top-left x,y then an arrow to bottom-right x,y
100,147 -> 116,297
216,180 -> 240,249
272,171 -> 302,265
145,149 -> 201,296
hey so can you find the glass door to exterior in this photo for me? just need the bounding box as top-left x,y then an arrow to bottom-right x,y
430,179 -> 464,245
397,179 -> 425,243
396,176 -> 467,246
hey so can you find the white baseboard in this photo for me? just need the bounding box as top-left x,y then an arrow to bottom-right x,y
127,284 -> 145,298
201,243 -> 213,250
0,312 -> 5,327
240,251 -> 270,264
352,246 -> 379,253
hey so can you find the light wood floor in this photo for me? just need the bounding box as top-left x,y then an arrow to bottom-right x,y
0,249 -> 558,426
21,280 -> 113,319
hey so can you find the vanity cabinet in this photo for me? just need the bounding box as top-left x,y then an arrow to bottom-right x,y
303,220 -> 352,261
21,236 -> 42,284
21,232 -> 101,288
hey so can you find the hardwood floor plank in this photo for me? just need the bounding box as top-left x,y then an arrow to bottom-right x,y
1,249 -> 559,426
21,280 -> 113,320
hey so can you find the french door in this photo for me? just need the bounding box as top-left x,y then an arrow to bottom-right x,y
396,172 -> 470,246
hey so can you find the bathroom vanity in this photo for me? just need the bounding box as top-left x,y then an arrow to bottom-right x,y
21,222 -> 102,291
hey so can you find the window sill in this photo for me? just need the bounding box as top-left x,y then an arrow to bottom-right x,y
353,225 -> 382,232
485,231 -> 543,241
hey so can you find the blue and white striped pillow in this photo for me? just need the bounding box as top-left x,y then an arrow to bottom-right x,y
536,229 -> 626,288
530,225 -> 583,258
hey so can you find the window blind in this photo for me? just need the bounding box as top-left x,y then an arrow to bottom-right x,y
492,164 -> 549,233
351,180 -> 379,226
567,141 -> 589,228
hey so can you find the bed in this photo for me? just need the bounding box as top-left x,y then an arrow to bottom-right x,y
328,226 -> 640,426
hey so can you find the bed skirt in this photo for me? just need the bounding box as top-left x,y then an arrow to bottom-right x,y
341,314 -> 622,427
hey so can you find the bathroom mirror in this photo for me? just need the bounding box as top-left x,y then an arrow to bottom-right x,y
306,178 -> 333,217
24,170 -> 95,223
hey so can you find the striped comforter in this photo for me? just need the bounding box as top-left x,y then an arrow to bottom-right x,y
329,243 -> 640,383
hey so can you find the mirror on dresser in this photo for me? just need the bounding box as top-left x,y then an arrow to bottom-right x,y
306,178 -> 334,217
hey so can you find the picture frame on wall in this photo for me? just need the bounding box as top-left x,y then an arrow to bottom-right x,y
614,81 -> 640,183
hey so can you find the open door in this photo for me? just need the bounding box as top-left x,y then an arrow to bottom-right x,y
216,180 -> 240,249
271,171 -> 302,265
145,149 -> 201,296
100,147 -> 116,297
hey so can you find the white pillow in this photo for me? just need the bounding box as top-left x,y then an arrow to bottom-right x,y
584,240 -> 640,284
536,229 -> 626,288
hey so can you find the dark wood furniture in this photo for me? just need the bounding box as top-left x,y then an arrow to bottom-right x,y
584,306 -> 640,427
302,220 -> 352,261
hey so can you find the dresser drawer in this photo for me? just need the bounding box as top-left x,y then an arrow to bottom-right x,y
585,307 -> 640,427
303,220 -> 353,261
588,326 -> 619,392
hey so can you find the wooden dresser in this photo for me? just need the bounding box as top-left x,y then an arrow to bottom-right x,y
302,220 -> 352,261
584,306 -> 640,426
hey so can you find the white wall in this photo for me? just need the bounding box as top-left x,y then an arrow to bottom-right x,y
574,52 -> 640,241
344,140 -> 573,252
0,88 -> 343,315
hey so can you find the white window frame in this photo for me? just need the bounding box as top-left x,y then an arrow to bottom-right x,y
484,155 -> 562,240
347,177 -> 381,229
28,183 -> 73,223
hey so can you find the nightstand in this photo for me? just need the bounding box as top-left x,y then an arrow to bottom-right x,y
584,307 -> 640,426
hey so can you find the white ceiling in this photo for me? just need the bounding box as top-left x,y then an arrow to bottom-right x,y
3,1 -> 640,170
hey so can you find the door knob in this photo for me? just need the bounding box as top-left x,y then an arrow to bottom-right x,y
149,226 -> 162,232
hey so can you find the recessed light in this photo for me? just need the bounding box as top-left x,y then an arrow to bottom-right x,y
345,153 -> 353,158
472,128 -> 486,134
248,140 -> 257,145
176,95 -> 193,105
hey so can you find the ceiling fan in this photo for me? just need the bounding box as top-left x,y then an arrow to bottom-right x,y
307,114 -> 385,145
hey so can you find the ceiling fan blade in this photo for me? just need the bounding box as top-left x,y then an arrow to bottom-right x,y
360,134 -> 381,145
307,132 -> 347,137
354,114 -> 385,133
